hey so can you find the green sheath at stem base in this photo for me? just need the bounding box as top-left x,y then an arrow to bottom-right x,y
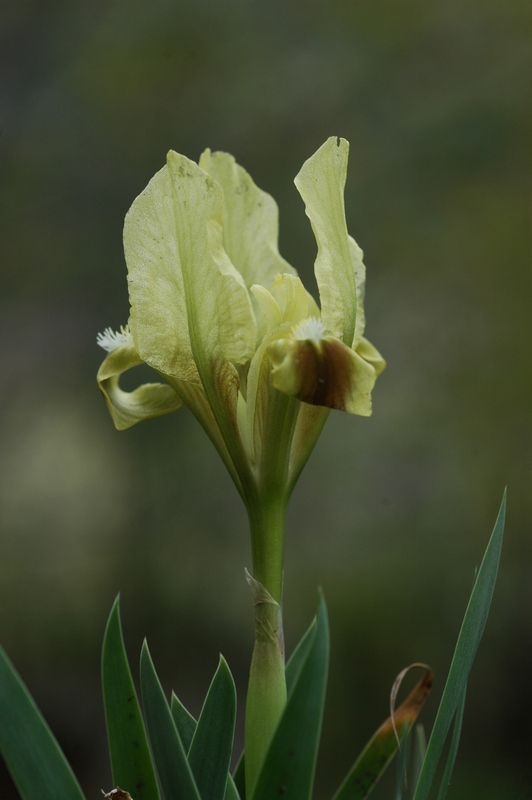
244,498 -> 288,796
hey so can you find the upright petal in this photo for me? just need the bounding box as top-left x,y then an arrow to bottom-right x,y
199,149 -> 295,290
124,152 -> 257,388
294,137 -> 357,346
124,163 -> 198,383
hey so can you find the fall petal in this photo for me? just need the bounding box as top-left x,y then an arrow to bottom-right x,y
356,336 -> 387,377
97,346 -> 183,430
268,335 -> 377,416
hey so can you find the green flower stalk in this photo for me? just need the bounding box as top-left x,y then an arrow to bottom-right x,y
96,136 -> 385,793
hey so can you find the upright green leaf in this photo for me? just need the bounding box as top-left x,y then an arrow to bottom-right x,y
285,615 -> 318,694
0,646 -> 85,800
140,642 -> 201,800
188,656 -> 237,800
409,725 -> 427,799
232,752 -> 246,800
170,692 -> 197,753
413,491 -> 506,800
170,687 -> 240,800
332,667 -> 433,800
101,597 -> 160,800
250,593 -> 329,800
435,684 -> 466,800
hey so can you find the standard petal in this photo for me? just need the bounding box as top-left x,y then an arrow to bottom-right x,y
124,152 -> 257,383
294,137 -> 358,346
349,234 -> 367,348
268,335 -> 377,416
124,163 -> 198,383
97,346 -> 183,430
199,149 -> 295,289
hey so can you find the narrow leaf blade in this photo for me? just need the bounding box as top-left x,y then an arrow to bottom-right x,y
413,491 -> 506,800
435,684 -> 467,800
102,597 -> 160,800
188,656 -> 237,800
251,593 -> 329,800
170,691 -> 197,753
140,642 -> 200,800
0,646 -> 86,800
332,667 -> 433,800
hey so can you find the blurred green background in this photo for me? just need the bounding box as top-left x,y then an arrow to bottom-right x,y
1,0 -> 530,797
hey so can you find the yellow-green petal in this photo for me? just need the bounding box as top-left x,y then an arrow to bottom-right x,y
124,151 -> 257,384
97,346 -> 183,430
356,336 -> 387,377
294,137 -> 357,346
268,335 -> 377,416
124,163 -> 198,383
199,149 -> 295,290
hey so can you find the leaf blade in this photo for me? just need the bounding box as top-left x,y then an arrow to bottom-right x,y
140,642 -> 200,800
0,646 -> 86,800
101,597 -> 160,800
332,667 -> 433,800
188,656 -> 237,800
413,491 -> 506,800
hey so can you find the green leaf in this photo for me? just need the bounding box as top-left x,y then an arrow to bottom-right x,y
250,593 -> 329,800
170,692 -> 197,753
285,601 -> 321,695
188,656 -> 237,800
434,684 -> 466,800
0,646 -> 85,800
331,667 -> 433,800
232,752 -> 246,800
409,725 -> 427,799
101,597 -> 160,800
170,685 -> 241,800
224,774 -> 241,800
140,642 -> 201,800
413,490 -> 506,800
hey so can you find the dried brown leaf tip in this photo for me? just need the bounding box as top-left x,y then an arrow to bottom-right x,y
101,789 -> 133,800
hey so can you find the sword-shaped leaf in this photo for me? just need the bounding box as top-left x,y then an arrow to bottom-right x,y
412,491 -> 506,800
102,597 -> 160,800
0,646 -> 85,800
332,666 -> 433,800
140,642 -> 200,800
188,656 -> 237,800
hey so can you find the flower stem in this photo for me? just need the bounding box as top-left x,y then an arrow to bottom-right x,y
244,496 -> 287,795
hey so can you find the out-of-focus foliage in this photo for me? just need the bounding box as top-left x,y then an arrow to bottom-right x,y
0,1 -> 530,797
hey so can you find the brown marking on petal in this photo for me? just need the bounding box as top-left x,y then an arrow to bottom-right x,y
292,339 -> 354,410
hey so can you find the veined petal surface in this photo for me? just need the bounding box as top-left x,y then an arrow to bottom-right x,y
295,137 -> 357,346
199,149 -> 295,289
125,151 -> 257,387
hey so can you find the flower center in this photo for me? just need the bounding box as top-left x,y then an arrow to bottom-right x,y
291,316 -> 324,345
97,325 -> 133,352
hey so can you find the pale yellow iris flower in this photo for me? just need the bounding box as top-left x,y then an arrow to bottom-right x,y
97,137 -> 385,505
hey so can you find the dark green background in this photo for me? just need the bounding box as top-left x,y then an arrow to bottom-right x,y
1,1 -> 530,797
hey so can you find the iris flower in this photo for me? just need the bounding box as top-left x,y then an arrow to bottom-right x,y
97,136 -> 385,786
97,136 -> 385,516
